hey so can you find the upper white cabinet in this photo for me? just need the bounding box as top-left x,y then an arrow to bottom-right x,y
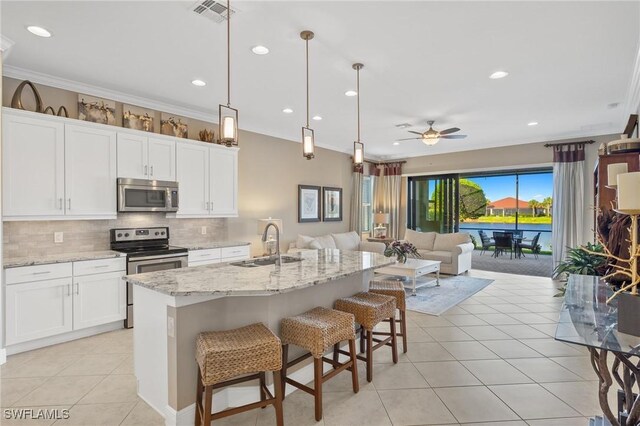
117,133 -> 176,181
3,110 -> 117,220
2,113 -> 65,217
65,124 -> 117,216
176,141 -> 238,218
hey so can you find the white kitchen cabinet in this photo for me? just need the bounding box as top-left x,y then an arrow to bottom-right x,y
176,140 -> 238,218
65,124 -> 117,216
2,112 -> 65,218
5,277 -> 73,345
73,270 -> 126,330
117,132 -> 176,181
210,148 -> 238,216
176,142 -> 210,216
188,245 -> 250,267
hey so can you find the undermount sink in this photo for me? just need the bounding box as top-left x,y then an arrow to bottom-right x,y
230,256 -> 302,268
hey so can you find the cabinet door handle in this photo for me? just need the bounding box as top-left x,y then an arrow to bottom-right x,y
67,284 -> 71,296
59,198 -> 63,210
95,265 -> 109,268
144,165 -> 148,176
150,166 -> 154,176
33,271 -> 51,275
75,283 -> 79,295
67,199 -> 71,210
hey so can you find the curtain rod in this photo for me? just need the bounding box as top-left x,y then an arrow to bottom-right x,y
544,140 -> 595,148
363,159 -> 407,166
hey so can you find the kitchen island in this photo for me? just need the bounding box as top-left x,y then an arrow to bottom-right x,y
125,249 -> 393,425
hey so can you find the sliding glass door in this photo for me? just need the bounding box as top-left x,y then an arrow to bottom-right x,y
408,175 -> 459,233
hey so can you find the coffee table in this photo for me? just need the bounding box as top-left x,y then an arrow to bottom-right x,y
375,258 -> 441,296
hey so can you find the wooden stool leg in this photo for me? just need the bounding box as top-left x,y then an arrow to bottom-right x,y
313,357 -> 323,421
273,370 -> 284,426
359,326 -> 365,354
390,317 -> 398,364
281,344 -> 288,400
400,309 -> 408,354
203,384 -> 213,426
348,338 -> 359,393
333,343 -> 340,369
366,329 -> 373,382
195,369 -> 203,426
259,371 -> 267,408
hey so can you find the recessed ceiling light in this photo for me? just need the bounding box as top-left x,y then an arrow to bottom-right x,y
489,70 -> 509,79
282,108 -> 293,114
393,142 -> 400,146
191,79 -> 206,87
345,90 -> 357,97
27,26 -> 52,38
251,45 -> 269,55
528,121 -> 539,126
312,115 -> 322,121
395,123 -> 411,129
607,102 -> 620,109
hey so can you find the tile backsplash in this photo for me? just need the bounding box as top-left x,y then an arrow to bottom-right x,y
3,214 -> 227,258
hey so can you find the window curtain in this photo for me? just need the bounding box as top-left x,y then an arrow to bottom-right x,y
551,144 -> 585,274
375,162 -> 403,239
349,164 -> 363,234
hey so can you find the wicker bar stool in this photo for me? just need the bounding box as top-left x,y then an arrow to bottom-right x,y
280,307 -> 359,421
369,280 -> 408,353
195,323 -> 283,426
334,292 -> 397,382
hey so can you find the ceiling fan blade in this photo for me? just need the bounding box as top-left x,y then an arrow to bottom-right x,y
408,131 -> 423,135
438,127 -> 460,135
396,137 -> 422,141
440,134 -> 467,139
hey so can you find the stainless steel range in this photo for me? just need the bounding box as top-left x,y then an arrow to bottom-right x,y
110,227 -> 187,328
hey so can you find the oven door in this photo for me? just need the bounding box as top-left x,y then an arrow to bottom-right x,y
118,182 -> 178,212
127,253 -> 187,302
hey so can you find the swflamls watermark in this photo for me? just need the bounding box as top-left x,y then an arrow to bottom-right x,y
3,408 -> 70,420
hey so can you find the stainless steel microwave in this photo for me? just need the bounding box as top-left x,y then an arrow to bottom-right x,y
117,178 -> 179,212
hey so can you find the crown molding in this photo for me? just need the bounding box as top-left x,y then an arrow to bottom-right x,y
1,34 -> 15,58
2,65 -> 217,123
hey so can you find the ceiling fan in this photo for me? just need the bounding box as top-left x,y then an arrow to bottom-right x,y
398,120 -> 467,146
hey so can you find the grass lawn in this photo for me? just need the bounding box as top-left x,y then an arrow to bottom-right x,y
465,216 -> 552,225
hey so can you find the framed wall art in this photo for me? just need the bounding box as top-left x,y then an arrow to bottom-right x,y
298,185 -> 321,223
123,104 -> 155,132
78,94 -> 116,125
322,187 -> 342,222
161,113 -> 188,138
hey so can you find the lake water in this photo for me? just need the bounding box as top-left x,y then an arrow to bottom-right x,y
459,222 -> 553,251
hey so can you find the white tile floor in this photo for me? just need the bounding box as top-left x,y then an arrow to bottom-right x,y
0,270 -> 605,425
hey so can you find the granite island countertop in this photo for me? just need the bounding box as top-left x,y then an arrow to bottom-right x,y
124,249 -> 394,297
4,250 -> 125,268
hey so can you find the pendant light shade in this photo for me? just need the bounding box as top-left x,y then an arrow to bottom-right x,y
218,0 -> 238,147
353,63 -> 364,165
301,30 -> 315,160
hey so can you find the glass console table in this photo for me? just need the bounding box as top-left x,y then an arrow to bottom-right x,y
554,275 -> 640,426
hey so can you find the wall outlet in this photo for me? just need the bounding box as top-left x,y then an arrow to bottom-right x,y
201,226 -> 207,235
54,232 -> 64,243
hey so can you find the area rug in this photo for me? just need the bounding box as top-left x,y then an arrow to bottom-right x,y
399,276 -> 494,316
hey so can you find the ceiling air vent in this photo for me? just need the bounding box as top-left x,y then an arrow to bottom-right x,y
192,0 -> 236,23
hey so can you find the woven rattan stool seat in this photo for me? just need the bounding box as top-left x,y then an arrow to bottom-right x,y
335,292 -> 396,330
369,280 -> 406,311
195,323 -> 282,386
281,307 -> 355,358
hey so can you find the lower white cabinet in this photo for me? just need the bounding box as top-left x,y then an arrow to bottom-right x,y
187,245 -> 250,267
73,271 -> 126,330
5,277 -> 73,345
5,258 -> 126,346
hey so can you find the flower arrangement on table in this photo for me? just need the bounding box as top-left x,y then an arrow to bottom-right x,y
383,240 -> 421,264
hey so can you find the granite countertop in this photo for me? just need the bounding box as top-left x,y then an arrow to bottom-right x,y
125,249 -> 394,297
4,250 -> 125,269
182,241 -> 251,250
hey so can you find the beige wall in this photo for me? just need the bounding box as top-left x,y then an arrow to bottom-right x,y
400,134 -> 618,246
2,77 -> 353,257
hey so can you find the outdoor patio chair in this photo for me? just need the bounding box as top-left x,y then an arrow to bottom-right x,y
478,230 -> 495,255
492,232 -> 513,259
519,232 -> 541,259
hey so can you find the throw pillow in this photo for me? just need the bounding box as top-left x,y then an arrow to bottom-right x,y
433,232 -> 472,251
404,228 -> 437,250
311,235 -> 337,249
331,231 -> 360,251
296,234 -> 315,249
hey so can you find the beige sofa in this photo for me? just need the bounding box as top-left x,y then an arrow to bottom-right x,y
288,231 -> 386,254
403,229 -> 474,275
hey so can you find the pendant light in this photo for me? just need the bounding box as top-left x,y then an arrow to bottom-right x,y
301,30 -> 315,160
353,63 -> 364,165
218,0 -> 238,147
